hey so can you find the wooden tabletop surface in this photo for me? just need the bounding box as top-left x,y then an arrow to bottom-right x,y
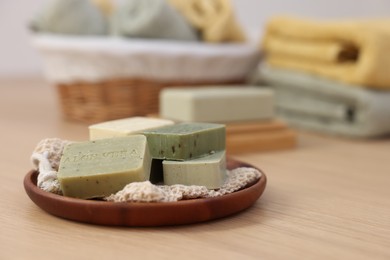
1,78 -> 389,260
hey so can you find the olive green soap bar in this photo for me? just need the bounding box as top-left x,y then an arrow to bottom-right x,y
163,151 -> 227,189
57,135 -> 151,199
141,122 -> 225,160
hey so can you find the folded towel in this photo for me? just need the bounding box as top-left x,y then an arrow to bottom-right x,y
111,0 -> 198,41
262,16 -> 390,89
30,0 -> 108,35
255,66 -> 390,138
91,0 -> 113,15
168,0 -> 245,43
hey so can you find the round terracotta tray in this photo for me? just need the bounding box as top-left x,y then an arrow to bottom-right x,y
23,158 -> 266,227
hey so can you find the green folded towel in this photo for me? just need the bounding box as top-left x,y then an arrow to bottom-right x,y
30,0 -> 107,35
255,66 -> 390,138
111,0 -> 199,41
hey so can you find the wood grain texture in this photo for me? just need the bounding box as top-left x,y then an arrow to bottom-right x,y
226,120 -> 297,154
1,78 -> 390,259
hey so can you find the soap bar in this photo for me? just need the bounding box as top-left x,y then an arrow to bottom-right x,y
89,117 -> 174,140
160,87 -> 274,122
141,122 -> 225,160
57,135 -> 151,199
163,151 -> 227,189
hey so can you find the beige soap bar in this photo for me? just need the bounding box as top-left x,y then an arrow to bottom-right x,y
160,87 -> 274,122
89,117 -> 174,140
57,135 -> 151,199
162,151 -> 227,189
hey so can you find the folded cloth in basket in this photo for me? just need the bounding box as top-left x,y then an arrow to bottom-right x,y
168,0 -> 245,43
30,0 -> 108,35
91,0 -> 113,15
256,66 -> 390,138
111,0 -> 198,41
262,16 -> 390,90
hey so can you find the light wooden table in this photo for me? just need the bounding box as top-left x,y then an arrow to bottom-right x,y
1,78 -> 389,260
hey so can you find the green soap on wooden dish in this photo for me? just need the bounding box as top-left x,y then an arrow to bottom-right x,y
141,122 -> 226,160
163,150 -> 227,189
57,135 -> 151,199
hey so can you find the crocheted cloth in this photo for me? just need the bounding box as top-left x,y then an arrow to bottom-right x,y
31,138 -> 262,202
32,138 -> 72,171
31,138 -> 72,194
105,167 -> 261,202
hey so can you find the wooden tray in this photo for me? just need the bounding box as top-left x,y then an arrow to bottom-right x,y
226,120 -> 297,154
23,158 -> 267,227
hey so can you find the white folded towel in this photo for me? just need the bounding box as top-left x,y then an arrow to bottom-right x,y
256,66 -> 390,138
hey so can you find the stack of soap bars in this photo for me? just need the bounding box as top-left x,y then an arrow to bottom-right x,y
160,87 -> 297,154
57,117 -> 227,199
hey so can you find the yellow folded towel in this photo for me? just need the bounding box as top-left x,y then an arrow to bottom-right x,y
90,0 -> 113,15
168,0 -> 245,43
262,16 -> 390,89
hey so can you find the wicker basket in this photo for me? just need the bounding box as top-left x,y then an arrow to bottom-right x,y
34,35 -> 260,123
58,78 -> 243,123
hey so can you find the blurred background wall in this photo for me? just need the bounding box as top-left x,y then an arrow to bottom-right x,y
1,0 -> 389,77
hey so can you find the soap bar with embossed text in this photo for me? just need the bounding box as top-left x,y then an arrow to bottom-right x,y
57,135 -> 151,199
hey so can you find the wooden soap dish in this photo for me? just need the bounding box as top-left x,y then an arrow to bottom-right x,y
24,158 -> 267,227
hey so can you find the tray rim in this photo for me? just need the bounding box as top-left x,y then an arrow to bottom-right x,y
24,158 -> 267,226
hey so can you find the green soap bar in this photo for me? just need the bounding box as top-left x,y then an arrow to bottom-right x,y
163,151 -> 227,189
57,135 -> 151,199
141,122 -> 225,160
